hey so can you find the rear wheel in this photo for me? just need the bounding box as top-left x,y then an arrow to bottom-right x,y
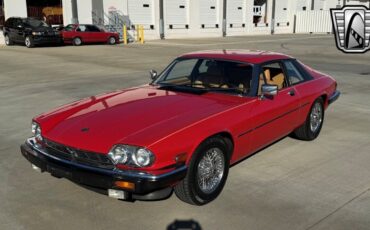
174,136 -> 230,205
25,36 -> 34,48
108,36 -> 116,45
293,97 -> 325,140
73,37 -> 82,46
4,34 -> 14,46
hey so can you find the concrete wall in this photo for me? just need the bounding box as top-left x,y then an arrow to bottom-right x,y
62,0 -> 73,25
3,0 -> 27,19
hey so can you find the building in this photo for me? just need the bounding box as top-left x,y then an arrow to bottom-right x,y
1,0 -> 369,40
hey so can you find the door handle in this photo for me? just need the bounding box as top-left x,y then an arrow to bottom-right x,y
288,90 -> 295,96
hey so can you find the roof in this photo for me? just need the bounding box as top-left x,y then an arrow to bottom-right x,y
180,50 -> 292,64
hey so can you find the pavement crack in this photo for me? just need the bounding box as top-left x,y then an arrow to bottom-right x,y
304,187 -> 370,230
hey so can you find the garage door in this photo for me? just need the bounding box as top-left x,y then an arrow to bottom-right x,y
227,0 -> 245,25
199,0 -> 218,27
165,0 -> 188,28
128,0 -> 154,25
275,0 -> 288,24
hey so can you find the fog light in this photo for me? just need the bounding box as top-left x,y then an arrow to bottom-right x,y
108,189 -> 126,199
114,181 -> 135,190
31,164 -> 42,173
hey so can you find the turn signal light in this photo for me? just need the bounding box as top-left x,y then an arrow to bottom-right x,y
114,181 -> 135,190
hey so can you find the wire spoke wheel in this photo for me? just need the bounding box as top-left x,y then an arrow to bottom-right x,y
197,147 -> 225,194
310,102 -> 323,133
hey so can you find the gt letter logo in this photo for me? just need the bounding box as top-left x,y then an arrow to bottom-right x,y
331,5 -> 370,53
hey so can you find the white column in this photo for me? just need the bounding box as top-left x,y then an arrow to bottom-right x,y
4,0 -> 27,19
77,0 -> 92,24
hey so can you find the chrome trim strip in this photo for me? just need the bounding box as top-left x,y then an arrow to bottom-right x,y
328,90 -> 340,105
26,138 -> 187,181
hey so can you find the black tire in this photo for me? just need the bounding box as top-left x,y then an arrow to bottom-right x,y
174,136 -> 230,205
73,37 -> 82,46
108,36 -> 117,45
25,36 -> 34,48
293,97 -> 325,141
4,34 -> 14,46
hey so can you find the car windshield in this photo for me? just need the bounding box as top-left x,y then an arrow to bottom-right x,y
23,18 -> 49,28
154,58 -> 254,95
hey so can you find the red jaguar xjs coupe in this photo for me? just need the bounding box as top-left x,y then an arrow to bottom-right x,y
21,50 -> 340,205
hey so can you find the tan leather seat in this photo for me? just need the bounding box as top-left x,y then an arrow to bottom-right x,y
264,69 -> 284,90
272,73 -> 284,89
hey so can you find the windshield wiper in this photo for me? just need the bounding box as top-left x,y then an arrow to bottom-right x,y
158,83 -> 245,95
157,83 -> 208,94
205,87 -> 245,95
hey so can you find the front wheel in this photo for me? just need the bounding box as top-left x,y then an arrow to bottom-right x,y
25,36 -> 34,48
293,97 -> 325,140
174,137 -> 230,205
4,34 -> 14,46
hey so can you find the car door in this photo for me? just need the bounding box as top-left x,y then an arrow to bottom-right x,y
61,24 -> 75,41
9,18 -> 23,42
249,61 -> 302,152
86,25 -> 106,42
76,25 -> 90,43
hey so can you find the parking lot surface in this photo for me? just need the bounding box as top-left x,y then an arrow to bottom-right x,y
0,34 -> 370,230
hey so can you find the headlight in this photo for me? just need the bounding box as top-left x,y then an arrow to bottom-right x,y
108,145 -> 155,167
32,32 -> 43,36
31,121 -> 43,141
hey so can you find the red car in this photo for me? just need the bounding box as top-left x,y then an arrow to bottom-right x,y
21,50 -> 340,205
61,24 -> 119,46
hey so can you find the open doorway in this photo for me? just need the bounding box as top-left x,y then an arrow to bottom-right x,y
0,0 -> 4,29
26,0 -> 63,26
253,0 -> 268,25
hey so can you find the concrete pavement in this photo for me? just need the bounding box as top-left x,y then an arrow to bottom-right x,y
0,34 -> 369,230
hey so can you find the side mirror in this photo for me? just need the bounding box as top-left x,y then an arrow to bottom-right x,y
149,70 -> 158,80
261,84 -> 278,97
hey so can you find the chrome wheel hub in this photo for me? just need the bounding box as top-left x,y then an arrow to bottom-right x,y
110,37 -> 115,44
197,147 -> 225,194
5,35 -> 9,45
310,102 -> 322,132
25,38 -> 30,47
75,38 -> 81,45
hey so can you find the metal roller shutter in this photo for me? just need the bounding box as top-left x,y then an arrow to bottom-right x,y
165,0 -> 188,28
227,0 -> 245,26
199,0 -> 218,27
127,0 -> 154,25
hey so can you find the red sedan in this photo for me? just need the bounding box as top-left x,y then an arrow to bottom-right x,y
61,24 -> 119,46
21,50 -> 340,205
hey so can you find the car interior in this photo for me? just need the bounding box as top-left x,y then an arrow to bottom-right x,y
161,59 -> 253,94
258,62 -> 287,95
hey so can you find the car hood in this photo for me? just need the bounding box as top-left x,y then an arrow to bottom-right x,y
37,85 -> 245,153
29,26 -> 55,32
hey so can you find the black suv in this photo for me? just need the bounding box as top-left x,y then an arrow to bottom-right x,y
3,17 -> 62,48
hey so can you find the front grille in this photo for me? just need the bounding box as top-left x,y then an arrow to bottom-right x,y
44,139 -> 114,169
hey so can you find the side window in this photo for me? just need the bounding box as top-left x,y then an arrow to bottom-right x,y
163,59 -> 198,82
261,62 -> 287,90
64,24 -> 74,31
76,25 -> 87,32
284,60 -> 305,85
86,25 -> 101,32
14,19 -> 22,28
